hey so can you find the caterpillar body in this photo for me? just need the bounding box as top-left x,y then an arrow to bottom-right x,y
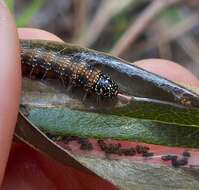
20,41 -> 118,99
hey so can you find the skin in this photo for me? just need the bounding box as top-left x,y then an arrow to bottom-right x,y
1,2 -> 199,189
0,1 -> 21,186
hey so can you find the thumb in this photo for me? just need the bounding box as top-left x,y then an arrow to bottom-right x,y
0,0 -> 21,185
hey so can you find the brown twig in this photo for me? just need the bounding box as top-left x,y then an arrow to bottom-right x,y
111,0 -> 183,57
158,43 -> 172,60
133,13 -> 199,57
72,0 -> 88,40
75,0 -> 134,47
177,35 -> 199,65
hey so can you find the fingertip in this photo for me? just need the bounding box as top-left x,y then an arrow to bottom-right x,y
0,1 -> 21,184
18,28 -> 63,42
134,59 -> 199,88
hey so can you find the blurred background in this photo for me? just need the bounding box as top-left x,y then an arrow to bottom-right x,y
6,0 -> 199,78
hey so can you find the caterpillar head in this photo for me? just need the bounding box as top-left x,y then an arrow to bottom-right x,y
95,74 -> 118,98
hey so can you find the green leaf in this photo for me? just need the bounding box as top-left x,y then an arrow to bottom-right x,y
5,0 -> 14,12
99,98 -> 199,127
27,107 -> 199,148
16,112 -> 199,190
159,7 -> 181,25
77,156 -> 199,190
16,0 -> 45,27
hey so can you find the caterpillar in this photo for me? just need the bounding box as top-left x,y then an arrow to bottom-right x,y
20,40 -> 118,99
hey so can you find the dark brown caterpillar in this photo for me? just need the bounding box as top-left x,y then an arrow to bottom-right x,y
20,44 -> 118,99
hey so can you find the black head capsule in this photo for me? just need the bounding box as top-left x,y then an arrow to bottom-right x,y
94,74 -> 118,98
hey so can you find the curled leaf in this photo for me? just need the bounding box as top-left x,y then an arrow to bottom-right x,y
16,40 -> 199,190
